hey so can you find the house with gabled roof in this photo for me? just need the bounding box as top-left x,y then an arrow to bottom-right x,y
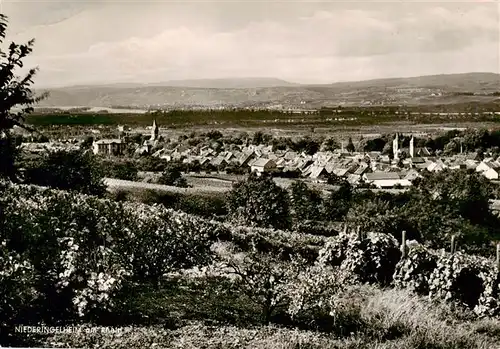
275,158 -> 287,167
211,156 -> 228,168
346,174 -> 361,185
464,159 -> 479,170
403,169 -> 421,181
224,151 -> 237,162
415,147 -> 432,157
239,151 -> 257,167
309,166 -> 330,180
332,168 -> 349,177
324,162 -> 337,174
296,158 -> 314,172
379,155 -> 392,164
251,158 -> 277,174
476,161 -> 500,180
302,163 -> 314,176
363,171 -> 410,188
448,159 -> 467,170
353,162 -> 370,176
198,157 -> 211,166
409,157 -> 425,166
467,152 -> 482,161
284,151 -> 298,161
427,160 -> 447,172
366,151 -> 381,161
262,145 -> 273,154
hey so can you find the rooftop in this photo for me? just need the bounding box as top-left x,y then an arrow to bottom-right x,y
94,139 -> 124,144
365,172 -> 401,181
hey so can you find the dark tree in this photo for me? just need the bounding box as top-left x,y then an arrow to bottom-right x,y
158,161 -> 188,187
322,138 -> 340,151
226,172 -> 291,230
24,149 -> 106,196
345,137 -> 355,153
252,131 -> 271,145
80,136 -> 94,150
324,180 -> 353,221
289,180 -> 323,221
205,130 -> 223,140
101,159 -> 138,181
0,14 -> 47,180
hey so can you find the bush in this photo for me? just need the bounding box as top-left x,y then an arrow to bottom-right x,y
428,252 -> 500,317
290,181 -> 323,222
214,242 -> 305,325
101,160 -> 138,181
226,173 -> 291,230
158,162 -> 188,188
0,133 -> 20,180
24,149 -> 106,196
318,229 -> 401,287
0,184 -> 215,331
393,241 -> 438,295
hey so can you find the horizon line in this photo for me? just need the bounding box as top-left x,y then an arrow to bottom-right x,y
33,71 -> 500,90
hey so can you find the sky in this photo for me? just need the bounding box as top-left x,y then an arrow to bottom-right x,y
1,0 -> 499,87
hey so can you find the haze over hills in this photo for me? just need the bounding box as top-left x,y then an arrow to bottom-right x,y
52,77 -> 299,90
35,73 -> 500,110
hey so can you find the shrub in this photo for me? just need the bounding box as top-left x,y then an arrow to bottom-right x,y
0,184 -> 215,328
214,242 -> 305,325
318,229 -> 401,286
158,162 -> 188,188
101,160 -> 138,181
393,241 -> 438,295
290,181 -> 323,222
24,149 -> 106,196
286,262 -> 343,331
226,173 -> 291,230
428,251 -> 500,317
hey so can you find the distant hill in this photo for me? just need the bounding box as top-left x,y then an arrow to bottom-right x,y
35,73 -> 500,109
154,77 -> 299,88
320,72 -> 500,91
59,77 -> 298,90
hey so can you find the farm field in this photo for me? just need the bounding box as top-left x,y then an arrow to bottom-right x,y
25,105 -> 500,132
113,173 -> 340,194
105,177 -> 229,194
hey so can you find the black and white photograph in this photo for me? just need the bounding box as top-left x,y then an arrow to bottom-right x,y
0,0 -> 499,348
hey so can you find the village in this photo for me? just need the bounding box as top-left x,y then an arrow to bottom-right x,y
17,119 -> 500,192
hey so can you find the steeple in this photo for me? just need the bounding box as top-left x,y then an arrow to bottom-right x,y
151,119 -> 159,141
393,133 -> 399,160
409,135 -> 414,158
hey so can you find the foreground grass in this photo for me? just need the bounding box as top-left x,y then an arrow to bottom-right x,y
33,321 -> 500,349
31,283 -> 500,349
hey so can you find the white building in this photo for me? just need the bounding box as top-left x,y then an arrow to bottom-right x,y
250,158 -> 277,174
92,139 -> 126,156
363,172 -> 411,188
476,161 -> 500,180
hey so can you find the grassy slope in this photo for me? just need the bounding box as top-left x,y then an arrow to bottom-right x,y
36,284 -> 500,349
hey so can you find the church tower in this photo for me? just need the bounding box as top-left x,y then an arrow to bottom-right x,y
151,119 -> 159,141
409,135 -> 414,158
393,133 -> 399,160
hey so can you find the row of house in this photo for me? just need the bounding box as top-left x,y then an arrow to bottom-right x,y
90,124 -> 500,188
153,141 -> 500,188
